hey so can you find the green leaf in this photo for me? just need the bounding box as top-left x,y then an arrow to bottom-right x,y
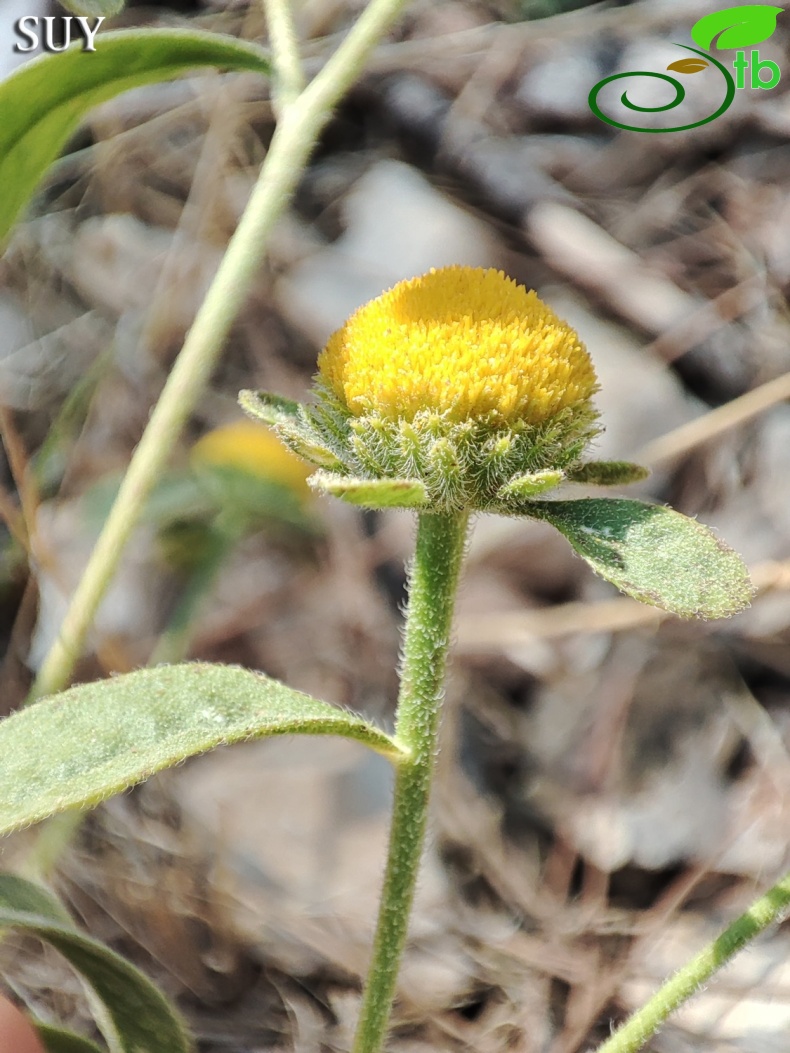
526,499 -> 753,618
565,461 -> 650,486
82,472 -> 212,533
0,873 -> 73,923
497,469 -> 564,500
0,663 -> 402,836
0,874 -> 192,1053
194,465 -> 315,532
0,29 -> 270,246
36,1024 -> 105,1053
691,5 -> 782,50
310,473 -> 428,508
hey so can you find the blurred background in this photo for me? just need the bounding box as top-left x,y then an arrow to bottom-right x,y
1,0 -> 790,1049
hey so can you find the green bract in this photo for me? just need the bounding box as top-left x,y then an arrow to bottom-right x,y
241,385 -> 608,512
242,384 -> 650,511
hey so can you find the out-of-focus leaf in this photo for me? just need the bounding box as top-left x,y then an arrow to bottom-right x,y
0,874 -> 191,1053
0,29 -> 270,245
36,1024 -> 105,1053
195,465 -> 315,531
565,461 -> 650,486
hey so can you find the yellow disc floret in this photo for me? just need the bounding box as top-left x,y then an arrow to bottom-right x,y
318,266 -> 597,426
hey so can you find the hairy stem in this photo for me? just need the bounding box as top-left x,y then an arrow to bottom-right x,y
29,0 -> 412,702
596,871 -> 790,1053
352,511 -> 469,1053
264,0 -> 305,114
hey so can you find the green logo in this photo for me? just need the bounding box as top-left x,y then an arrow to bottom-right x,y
588,4 -> 783,133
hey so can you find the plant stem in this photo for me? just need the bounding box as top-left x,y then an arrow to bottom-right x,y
352,511 -> 469,1053
596,870 -> 790,1053
264,0 -> 305,115
28,0 -> 413,703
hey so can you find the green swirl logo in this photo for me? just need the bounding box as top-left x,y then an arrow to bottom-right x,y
588,5 -> 782,133
588,45 -> 735,133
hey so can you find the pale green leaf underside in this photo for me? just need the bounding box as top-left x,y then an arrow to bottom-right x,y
0,663 -> 402,836
0,29 -> 270,245
691,5 -> 782,50
0,874 -> 191,1053
310,472 -> 428,508
528,498 -> 753,618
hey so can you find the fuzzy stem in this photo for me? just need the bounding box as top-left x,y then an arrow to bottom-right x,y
352,511 -> 469,1053
264,0 -> 306,115
28,0 -> 412,703
596,871 -> 790,1053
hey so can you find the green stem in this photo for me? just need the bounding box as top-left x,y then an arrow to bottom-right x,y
28,0 -> 413,704
352,511 -> 469,1053
264,0 -> 306,114
596,871 -> 790,1053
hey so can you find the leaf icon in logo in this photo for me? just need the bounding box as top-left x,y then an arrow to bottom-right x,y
667,58 -> 710,74
691,4 -> 782,50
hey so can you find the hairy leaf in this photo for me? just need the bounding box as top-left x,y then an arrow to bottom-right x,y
0,664 -> 402,835
0,30 -> 270,245
527,499 -> 753,618
691,5 -> 782,50
0,874 -> 191,1053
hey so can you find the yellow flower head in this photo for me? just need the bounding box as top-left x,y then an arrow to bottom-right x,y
318,266 -> 597,426
240,267 -> 606,513
192,421 -> 311,497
